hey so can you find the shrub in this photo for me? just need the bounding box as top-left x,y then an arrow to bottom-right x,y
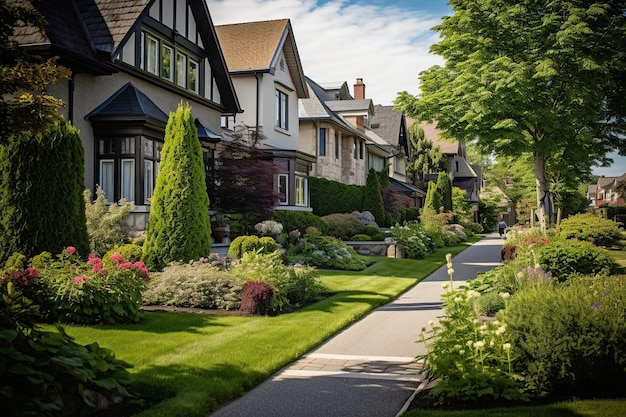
239,281 -> 274,315
142,103 -> 212,270
228,235 -> 278,258
0,118 -> 89,264
503,276 -> 626,398
436,172 -> 453,212
399,207 -> 421,223
350,234 -> 371,241
390,222 -> 433,259
309,177 -> 363,216
0,264 -> 133,416
363,225 -> 380,237
470,291 -> 507,316
144,257 -> 240,310
84,186 -> 133,257
321,213 -> 364,240
363,168 -> 385,225
559,213 -> 623,247
34,248 -> 148,324
104,243 -> 143,263
539,239 -> 613,281
273,210 -> 327,236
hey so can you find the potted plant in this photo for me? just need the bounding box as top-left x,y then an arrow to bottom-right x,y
211,214 -> 228,243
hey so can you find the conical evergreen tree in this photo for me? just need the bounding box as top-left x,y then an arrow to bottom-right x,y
423,180 -> 442,213
0,117 -> 89,263
142,102 -> 211,270
363,168 -> 386,225
436,172 -> 453,212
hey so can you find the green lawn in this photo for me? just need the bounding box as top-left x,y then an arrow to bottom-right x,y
57,239 -> 477,417
609,246 -> 626,274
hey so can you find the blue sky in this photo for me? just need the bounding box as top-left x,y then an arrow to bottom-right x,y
206,0 -> 624,177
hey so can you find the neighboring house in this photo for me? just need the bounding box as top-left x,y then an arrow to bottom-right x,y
215,19 -> 315,210
595,174 -> 626,207
419,121 -> 482,221
299,77 -> 379,187
367,104 -> 424,207
12,0 -> 241,231
586,184 -> 598,209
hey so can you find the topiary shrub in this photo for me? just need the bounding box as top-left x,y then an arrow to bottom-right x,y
273,210 -> 327,235
539,239 -> 613,281
228,235 -> 278,258
321,213 -> 364,240
239,281 -> 275,315
142,102 -> 212,271
559,213 -> 624,247
350,234 -> 371,241
309,177 -> 363,216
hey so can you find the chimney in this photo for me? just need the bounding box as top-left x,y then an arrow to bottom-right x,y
354,78 -> 365,100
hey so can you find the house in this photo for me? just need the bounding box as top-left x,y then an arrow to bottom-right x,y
11,0 -> 241,231
586,184 -> 598,209
418,121 -> 482,221
595,174 -> 626,207
215,19 -> 315,210
299,77 -> 379,187
367,104 -> 424,207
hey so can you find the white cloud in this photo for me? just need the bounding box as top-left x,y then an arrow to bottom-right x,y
206,0 -> 444,105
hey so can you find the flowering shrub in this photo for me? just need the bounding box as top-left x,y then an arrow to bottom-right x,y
390,222 -> 433,259
254,219 -> 283,236
144,257 -> 240,310
281,227 -> 368,270
34,248 -> 148,324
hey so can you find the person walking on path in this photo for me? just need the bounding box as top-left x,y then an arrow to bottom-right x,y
210,233 -> 504,417
498,219 -> 507,238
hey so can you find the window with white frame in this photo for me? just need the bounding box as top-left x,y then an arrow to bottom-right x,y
176,52 -> 187,87
121,159 -> 135,202
295,176 -> 307,206
161,44 -> 173,81
145,33 -> 158,75
278,174 -> 288,205
100,160 -> 114,202
144,160 -> 154,204
188,59 -> 198,93
275,89 -> 288,130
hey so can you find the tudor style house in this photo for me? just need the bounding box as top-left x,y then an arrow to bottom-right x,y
12,0 -> 241,231
215,19 -> 315,210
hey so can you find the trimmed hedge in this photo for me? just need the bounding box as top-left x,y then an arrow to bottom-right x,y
273,210 -> 327,235
309,177 -> 363,216
539,239 -> 614,281
559,213 -> 623,247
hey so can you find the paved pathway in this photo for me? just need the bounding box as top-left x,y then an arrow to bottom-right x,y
210,233 -> 504,417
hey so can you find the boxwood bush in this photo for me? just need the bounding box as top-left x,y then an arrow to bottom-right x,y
321,213 -> 364,240
538,239 -> 614,281
559,213 -> 623,247
273,210 -> 327,235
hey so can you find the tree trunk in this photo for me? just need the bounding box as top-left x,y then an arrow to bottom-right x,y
533,151 -> 548,233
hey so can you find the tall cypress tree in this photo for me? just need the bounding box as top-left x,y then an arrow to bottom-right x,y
142,102 -> 211,270
0,117 -> 89,263
423,180 -> 442,213
362,168 -> 386,225
436,172 -> 453,212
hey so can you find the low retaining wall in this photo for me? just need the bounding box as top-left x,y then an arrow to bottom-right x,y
345,241 -> 405,258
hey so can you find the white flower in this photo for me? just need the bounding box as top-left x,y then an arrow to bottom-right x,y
503,343 -> 511,350
466,340 -> 473,347
454,297 -> 462,302
495,325 -> 507,335
459,349 -> 465,355
428,320 -> 435,327
479,324 -> 488,331
454,344 -> 462,350
466,290 -> 479,299
473,341 -> 485,349
441,282 -> 450,289
447,267 -> 455,275
445,253 -> 452,262
499,292 -> 511,299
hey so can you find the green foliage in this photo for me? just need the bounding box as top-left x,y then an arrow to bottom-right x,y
539,239 -> 614,281
436,172 -> 453,212
398,207 -> 421,223
479,198 -> 500,232
103,243 -> 143,263
34,248 -> 148,324
405,123 -> 448,189
84,186 -> 133,257
452,186 -> 472,222
0,118 -> 89,264
320,213 -> 364,240
144,257 -> 240,310
390,222 -> 433,259
273,210 -> 327,235
362,169 -> 385,225
423,181 -> 442,212
503,276 -> 626,398
282,228 -> 368,270
0,263 -> 133,416
350,234 -> 371,241
559,213 -> 624,247
142,102 -> 211,270
228,235 -> 278,258
309,177 -> 364,216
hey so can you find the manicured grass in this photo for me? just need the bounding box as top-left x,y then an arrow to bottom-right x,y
403,399 -> 626,417
56,238 -> 479,417
608,246 -> 626,274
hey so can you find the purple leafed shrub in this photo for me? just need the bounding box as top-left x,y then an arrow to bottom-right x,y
239,281 -> 275,315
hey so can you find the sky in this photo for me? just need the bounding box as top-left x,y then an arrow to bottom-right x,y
205,0 -> 625,178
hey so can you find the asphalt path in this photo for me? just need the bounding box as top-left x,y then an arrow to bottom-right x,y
210,233 -> 504,417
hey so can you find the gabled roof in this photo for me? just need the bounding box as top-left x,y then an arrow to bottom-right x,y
215,19 -> 308,98
370,105 -> 409,154
85,82 -> 168,124
326,99 -> 374,116
316,81 -> 353,101
453,155 -> 478,178
418,121 -> 461,154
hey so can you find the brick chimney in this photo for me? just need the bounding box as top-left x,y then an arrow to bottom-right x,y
354,78 -> 365,100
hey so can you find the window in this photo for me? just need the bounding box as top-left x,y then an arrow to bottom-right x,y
335,131 -> 339,159
161,44 -> 173,81
353,138 -> 357,159
359,141 -> 364,159
176,52 -> 187,87
100,160 -> 114,202
295,176 -> 307,206
145,34 -> 158,75
188,59 -> 198,93
319,128 -> 327,156
275,89 -> 288,130
278,174 -> 288,205
144,160 -> 154,204
121,159 -> 135,202
220,115 -> 229,128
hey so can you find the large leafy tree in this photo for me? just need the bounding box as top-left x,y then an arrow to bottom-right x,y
1,0 -> 70,142
142,103 -> 212,270
396,0 -> 626,231
406,123 -> 448,189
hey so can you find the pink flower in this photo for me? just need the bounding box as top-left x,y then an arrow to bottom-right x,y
118,261 -> 134,269
110,252 -> 124,264
66,246 -> 76,255
73,275 -> 89,284
87,257 -> 102,265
